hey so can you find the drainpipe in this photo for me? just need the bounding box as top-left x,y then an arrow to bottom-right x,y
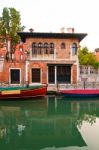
25,60 -> 29,85
55,66 -> 57,85
0,56 -> 4,84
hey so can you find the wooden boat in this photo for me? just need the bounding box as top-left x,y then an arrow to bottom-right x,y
59,89 -> 99,97
0,85 -> 47,100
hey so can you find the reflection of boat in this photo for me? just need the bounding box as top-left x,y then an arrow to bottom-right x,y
59,89 -> 99,98
0,85 -> 47,99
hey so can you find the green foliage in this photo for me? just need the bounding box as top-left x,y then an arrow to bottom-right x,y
78,46 -> 97,67
0,7 -> 25,46
79,46 -> 89,55
93,61 -> 99,69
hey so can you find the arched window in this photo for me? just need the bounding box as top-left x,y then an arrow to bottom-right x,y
61,43 -> 65,49
32,42 -> 37,55
38,42 -> 42,54
72,43 -> 77,55
38,42 -> 43,48
50,43 -> 54,49
50,43 -> 54,54
32,42 -> 36,48
44,43 -> 48,54
19,47 -> 23,52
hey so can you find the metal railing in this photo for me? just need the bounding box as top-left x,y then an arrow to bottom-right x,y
57,82 -> 99,90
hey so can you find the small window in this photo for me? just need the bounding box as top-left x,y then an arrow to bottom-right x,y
10,69 -> 20,84
32,68 -> 40,83
72,43 -> 77,55
61,43 -> 65,49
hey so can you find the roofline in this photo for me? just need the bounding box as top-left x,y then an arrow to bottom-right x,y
17,31 -> 87,43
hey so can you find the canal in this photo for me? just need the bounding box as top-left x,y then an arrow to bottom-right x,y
0,95 -> 99,150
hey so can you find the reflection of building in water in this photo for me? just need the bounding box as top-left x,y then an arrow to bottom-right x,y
0,97 -> 99,149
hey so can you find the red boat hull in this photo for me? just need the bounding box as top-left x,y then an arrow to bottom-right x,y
60,89 -> 99,97
0,86 -> 47,100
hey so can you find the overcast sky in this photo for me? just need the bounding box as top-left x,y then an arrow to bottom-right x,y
0,0 -> 99,51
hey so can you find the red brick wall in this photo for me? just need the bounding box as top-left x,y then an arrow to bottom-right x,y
0,36 -> 79,84
0,61 -> 25,84
28,62 -> 47,84
72,64 -> 77,83
26,38 -> 79,59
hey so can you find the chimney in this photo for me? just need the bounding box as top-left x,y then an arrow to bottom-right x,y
95,48 -> 99,53
60,27 -> 65,33
67,27 -> 75,33
29,28 -> 34,32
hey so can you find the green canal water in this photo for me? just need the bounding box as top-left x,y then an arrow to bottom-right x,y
0,95 -> 99,150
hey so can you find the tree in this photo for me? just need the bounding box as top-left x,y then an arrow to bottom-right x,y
0,7 -> 25,48
78,47 -> 97,67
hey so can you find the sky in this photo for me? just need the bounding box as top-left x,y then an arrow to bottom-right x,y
0,0 -> 99,51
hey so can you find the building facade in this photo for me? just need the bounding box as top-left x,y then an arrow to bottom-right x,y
0,28 -> 87,89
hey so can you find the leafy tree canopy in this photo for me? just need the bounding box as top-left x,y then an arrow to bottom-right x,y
78,46 -> 99,68
0,7 -> 25,48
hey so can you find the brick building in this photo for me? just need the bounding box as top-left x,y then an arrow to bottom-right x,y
0,28 -> 87,90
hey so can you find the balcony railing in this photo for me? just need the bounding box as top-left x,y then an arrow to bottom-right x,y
30,53 -> 55,60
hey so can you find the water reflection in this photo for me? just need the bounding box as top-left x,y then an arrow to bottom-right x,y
0,96 -> 99,150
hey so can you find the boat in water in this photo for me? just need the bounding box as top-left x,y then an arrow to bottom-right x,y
0,84 -> 47,100
59,89 -> 99,97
